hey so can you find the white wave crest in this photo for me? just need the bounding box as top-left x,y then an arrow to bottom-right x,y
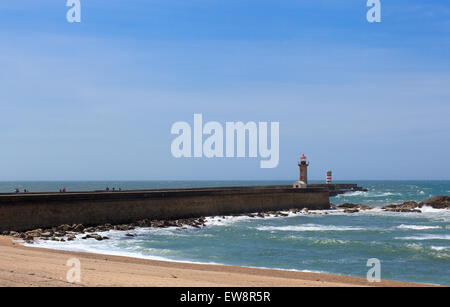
431,246 -> 449,251
420,206 -> 449,213
395,234 -> 450,241
255,224 -> 365,232
335,191 -> 400,198
397,224 -> 441,230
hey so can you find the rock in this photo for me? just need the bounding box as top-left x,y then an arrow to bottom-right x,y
419,196 -> 450,209
164,220 -> 178,227
43,229 -> 54,235
114,225 -> 129,231
40,232 -> 52,238
382,201 -> 421,212
301,208 -> 309,213
94,224 -> 112,232
58,224 -> 71,232
337,203 -> 372,210
125,233 -> 136,237
73,224 -> 84,232
137,219 -> 150,227
25,231 -> 41,238
24,235 -> 35,241
152,221 -> 165,228
67,235 -> 76,241
82,234 -> 104,240
387,208 -> 421,213
344,209 -> 359,214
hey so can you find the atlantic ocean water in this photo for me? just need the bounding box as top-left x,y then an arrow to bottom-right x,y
3,180 -> 448,285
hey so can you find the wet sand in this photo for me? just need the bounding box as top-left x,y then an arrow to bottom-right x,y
0,237 -> 433,287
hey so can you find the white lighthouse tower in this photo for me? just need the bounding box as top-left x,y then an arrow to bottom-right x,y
293,154 -> 309,189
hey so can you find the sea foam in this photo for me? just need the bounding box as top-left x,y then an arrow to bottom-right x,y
255,224 -> 365,232
395,234 -> 450,241
397,224 -> 441,230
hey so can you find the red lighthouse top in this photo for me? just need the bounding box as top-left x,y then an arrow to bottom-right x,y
300,154 -> 307,160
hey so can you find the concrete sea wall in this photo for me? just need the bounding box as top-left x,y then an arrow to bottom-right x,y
0,186 -> 330,232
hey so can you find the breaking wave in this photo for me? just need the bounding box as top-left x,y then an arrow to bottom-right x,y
395,234 -> 450,241
396,224 -> 441,230
335,191 -> 400,198
431,246 -> 449,251
255,224 -> 366,232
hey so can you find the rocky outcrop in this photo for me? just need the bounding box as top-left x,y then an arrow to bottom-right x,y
382,196 -> 449,212
336,203 -> 373,211
382,201 -> 421,213
343,209 -> 359,214
3,216 -> 210,243
419,196 -> 450,209
1,207 -> 333,243
82,234 -> 108,241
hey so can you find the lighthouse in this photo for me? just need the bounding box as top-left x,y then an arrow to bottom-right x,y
298,154 -> 309,184
293,154 -> 309,189
326,171 -> 332,184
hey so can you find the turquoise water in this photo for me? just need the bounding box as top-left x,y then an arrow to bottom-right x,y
10,180 -> 449,286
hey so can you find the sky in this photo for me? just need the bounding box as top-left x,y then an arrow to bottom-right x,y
0,0 -> 449,181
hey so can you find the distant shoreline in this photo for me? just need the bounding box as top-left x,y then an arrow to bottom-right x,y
0,237 -> 436,287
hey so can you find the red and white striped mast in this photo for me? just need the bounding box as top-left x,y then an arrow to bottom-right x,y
326,170 -> 332,184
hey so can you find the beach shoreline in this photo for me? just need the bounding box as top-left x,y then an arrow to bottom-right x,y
0,236 -> 436,287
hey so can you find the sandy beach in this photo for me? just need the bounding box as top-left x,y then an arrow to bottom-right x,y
0,236 -> 433,287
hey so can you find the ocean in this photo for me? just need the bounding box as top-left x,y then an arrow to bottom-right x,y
3,180 -> 449,286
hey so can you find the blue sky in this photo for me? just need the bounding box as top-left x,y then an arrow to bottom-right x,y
0,0 -> 449,180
